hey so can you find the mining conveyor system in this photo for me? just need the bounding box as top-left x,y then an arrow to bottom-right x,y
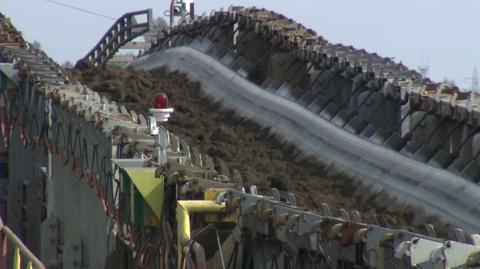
1,3 -> 480,269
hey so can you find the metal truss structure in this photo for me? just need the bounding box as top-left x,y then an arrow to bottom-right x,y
1,6 -> 480,269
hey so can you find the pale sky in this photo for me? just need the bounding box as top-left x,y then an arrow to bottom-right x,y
1,0 -> 479,89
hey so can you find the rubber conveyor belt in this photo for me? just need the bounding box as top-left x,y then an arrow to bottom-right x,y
131,46 -> 480,233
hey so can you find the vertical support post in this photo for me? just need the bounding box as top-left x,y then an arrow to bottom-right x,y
181,2 -> 187,22
233,22 -> 239,54
157,129 -> 168,165
13,248 -> 20,269
190,2 -> 195,21
147,9 -> 153,29
46,97 -> 53,215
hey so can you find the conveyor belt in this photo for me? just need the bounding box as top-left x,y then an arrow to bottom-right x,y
131,46 -> 480,233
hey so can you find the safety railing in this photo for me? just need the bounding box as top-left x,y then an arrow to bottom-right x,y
0,217 -> 45,269
83,9 -> 152,67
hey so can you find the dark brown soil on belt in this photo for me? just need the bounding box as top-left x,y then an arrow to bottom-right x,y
70,61 -> 451,235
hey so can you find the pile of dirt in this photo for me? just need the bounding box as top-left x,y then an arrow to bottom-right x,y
71,61 -> 450,234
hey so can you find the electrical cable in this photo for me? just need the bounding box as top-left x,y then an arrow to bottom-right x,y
41,0 -> 116,20
226,242 -> 239,269
270,254 -> 279,269
215,228 -> 226,269
105,215 -> 116,254
0,93 -> 7,139
4,94 -> 16,148
137,238 -> 154,268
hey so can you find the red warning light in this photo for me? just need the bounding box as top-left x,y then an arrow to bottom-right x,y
155,93 -> 169,109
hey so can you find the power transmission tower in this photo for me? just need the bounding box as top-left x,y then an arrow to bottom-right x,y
472,67 -> 479,93
418,50 -> 429,78
464,67 -> 479,92
418,65 -> 429,78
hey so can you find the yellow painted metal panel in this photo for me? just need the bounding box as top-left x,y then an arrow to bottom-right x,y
204,188 -> 236,222
123,168 -> 164,219
204,188 -> 229,200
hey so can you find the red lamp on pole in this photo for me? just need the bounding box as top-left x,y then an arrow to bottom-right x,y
155,93 -> 169,109
149,92 -> 174,136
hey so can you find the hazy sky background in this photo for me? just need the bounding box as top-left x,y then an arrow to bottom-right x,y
1,0 -> 479,89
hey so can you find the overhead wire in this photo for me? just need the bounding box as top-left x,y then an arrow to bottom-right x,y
41,0 -> 116,20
